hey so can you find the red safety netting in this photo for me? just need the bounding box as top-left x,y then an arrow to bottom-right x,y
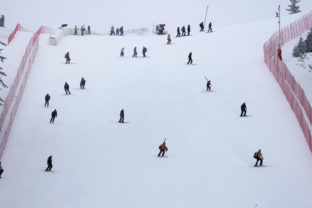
7,23 -> 29,45
0,26 -> 53,159
263,10 -> 312,152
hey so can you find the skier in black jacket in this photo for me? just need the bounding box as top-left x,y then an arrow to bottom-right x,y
65,52 -> 71,64
187,52 -> 193,64
187,25 -> 191,36
45,94 -> 50,107
45,156 -> 53,172
50,109 -> 57,124
240,102 -> 247,117
181,26 -> 186,36
64,82 -> 71,95
176,27 -> 181,37
199,22 -> 204,31
119,109 -> 125,123
80,78 -> 86,89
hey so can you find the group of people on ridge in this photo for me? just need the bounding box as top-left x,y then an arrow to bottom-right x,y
120,46 -> 147,57
176,25 -> 191,37
110,26 -> 124,36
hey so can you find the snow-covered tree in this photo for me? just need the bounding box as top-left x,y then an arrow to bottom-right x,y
293,37 -> 306,57
0,48 -> 7,105
286,0 -> 301,14
305,28 -> 312,53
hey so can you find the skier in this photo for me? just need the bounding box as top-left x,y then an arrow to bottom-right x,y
116,28 -> 120,36
187,52 -> 193,65
50,109 -> 57,124
120,47 -> 125,57
158,139 -> 168,157
74,25 -> 78,35
132,46 -> 137,57
80,77 -> 86,89
187,25 -> 191,36
142,46 -> 147,57
208,22 -> 213,32
87,25 -> 91,35
0,162 -> 3,178
45,93 -> 51,107
64,82 -> 71,95
110,26 -> 115,35
176,27 -> 181,37
204,77 -> 211,91
253,149 -> 263,167
81,25 -> 85,35
199,22 -> 204,31
240,102 -> 247,117
45,155 -> 53,172
120,26 -> 124,36
181,26 -> 186,36
167,34 -> 171,44
119,109 -> 125,123
64,52 -> 71,64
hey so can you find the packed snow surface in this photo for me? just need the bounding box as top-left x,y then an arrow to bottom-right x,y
0,13 -> 312,207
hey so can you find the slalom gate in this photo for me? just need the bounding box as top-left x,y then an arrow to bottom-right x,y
0,26 -> 53,159
263,10 -> 312,151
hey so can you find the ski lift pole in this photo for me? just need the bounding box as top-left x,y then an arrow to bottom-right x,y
278,5 -> 281,48
204,5 -> 209,28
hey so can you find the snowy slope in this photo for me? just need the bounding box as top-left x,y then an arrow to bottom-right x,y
0,14 -> 312,208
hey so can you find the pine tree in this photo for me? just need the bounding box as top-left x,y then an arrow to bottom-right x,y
305,28 -> 312,53
0,48 -> 7,105
293,37 -> 306,57
286,0 -> 301,14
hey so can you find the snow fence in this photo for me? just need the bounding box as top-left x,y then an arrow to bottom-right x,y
0,26 -> 53,159
7,23 -> 29,45
263,11 -> 312,151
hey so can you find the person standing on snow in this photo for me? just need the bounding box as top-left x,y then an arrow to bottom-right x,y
132,47 -> 137,57
45,93 -> 51,107
240,102 -> 247,117
120,26 -> 124,36
167,34 -> 171,44
64,52 -> 71,64
88,25 -> 91,35
0,162 -> 4,178
119,109 -> 125,123
142,46 -> 147,57
253,149 -> 263,167
199,22 -> 204,31
208,22 -> 213,32
50,109 -> 57,124
120,47 -> 125,57
181,26 -> 186,36
110,26 -> 115,35
74,25 -> 78,35
80,78 -> 86,89
187,52 -> 193,64
158,139 -> 168,157
176,27 -> 181,37
204,77 -> 211,91
187,25 -> 191,36
45,155 -> 53,172
64,82 -> 71,95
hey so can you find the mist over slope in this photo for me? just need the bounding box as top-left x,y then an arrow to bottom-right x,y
1,0 -> 312,31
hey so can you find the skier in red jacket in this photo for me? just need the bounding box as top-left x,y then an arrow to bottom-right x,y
158,139 -> 168,157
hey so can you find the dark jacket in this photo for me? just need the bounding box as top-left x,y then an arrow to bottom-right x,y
241,103 -> 247,111
188,52 -> 192,59
47,156 -> 52,165
51,110 -> 57,118
120,110 -> 124,117
65,53 -> 70,60
45,94 -> 50,102
64,83 -> 69,90
80,78 -> 86,85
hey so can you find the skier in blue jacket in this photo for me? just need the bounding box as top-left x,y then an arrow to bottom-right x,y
142,46 -> 147,57
132,47 -> 137,57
